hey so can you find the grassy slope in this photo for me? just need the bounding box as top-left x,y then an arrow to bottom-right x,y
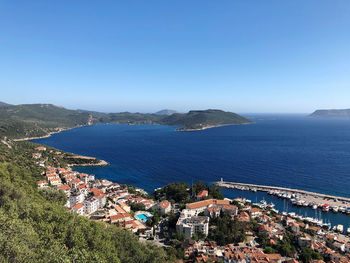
0,141 -> 168,263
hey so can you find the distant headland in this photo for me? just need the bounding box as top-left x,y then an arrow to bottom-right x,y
0,102 -> 252,139
310,109 -> 350,118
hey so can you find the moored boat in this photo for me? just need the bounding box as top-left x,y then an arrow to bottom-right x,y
336,224 -> 344,233
322,204 -> 330,212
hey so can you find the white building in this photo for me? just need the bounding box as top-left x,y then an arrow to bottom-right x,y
185,199 -> 230,215
176,214 -> 209,239
57,184 -> 71,197
37,180 -> 48,188
95,194 -> 106,209
49,178 -> 62,186
156,200 -> 171,214
117,201 -> 131,213
84,198 -> 99,214
72,203 -> 84,215
69,193 -> 85,208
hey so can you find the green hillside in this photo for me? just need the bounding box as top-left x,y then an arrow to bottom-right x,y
160,109 -> 252,130
0,104 -> 92,139
0,141 -> 168,263
0,103 -> 251,139
0,101 -> 11,107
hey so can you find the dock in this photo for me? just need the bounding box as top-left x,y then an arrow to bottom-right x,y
214,181 -> 350,212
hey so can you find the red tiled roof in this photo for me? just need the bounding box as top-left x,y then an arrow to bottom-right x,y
250,208 -> 261,213
197,190 -> 208,198
70,178 -> 82,184
57,185 -> 71,190
73,203 -> 84,210
159,200 -> 170,209
49,178 -> 61,181
35,146 -> 46,150
78,183 -> 88,189
37,180 -> 47,184
186,199 -> 230,209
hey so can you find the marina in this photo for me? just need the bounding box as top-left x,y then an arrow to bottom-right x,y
216,180 -> 350,233
215,180 -> 350,214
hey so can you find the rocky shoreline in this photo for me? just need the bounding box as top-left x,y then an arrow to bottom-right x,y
13,127 -> 75,142
176,122 -> 252,131
11,125 -> 109,168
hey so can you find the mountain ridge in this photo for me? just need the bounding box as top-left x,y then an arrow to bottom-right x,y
0,102 -> 251,138
155,109 -> 177,115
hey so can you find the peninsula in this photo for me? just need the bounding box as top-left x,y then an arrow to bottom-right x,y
310,109 -> 350,118
0,102 -> 251,139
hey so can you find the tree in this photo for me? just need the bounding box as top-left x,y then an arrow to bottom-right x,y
129,202 -> 145,212
264,247 -> 276,254
153,182 -> 190,203
39,187 -> 67,206
299,247 -> 322,263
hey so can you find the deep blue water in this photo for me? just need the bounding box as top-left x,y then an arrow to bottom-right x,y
33,115 -> 350,228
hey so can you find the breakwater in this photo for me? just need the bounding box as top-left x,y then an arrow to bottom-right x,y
215,181 -> 350,213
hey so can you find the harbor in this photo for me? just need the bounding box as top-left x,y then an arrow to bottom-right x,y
215,180 -> 350,213
215,180 -> 350,234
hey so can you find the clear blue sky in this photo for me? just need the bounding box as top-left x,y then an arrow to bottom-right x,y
1,1 -> 349,113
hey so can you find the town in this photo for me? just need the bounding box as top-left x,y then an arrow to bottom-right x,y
33,146 -> 350,263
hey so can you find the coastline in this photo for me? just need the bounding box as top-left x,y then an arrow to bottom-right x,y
68,159 -> 109,167
67,155 -> 109,167
176,122 -> 252,131
14,122 -> 350,203
11,125 -> 110,168
13,126 -> 78,142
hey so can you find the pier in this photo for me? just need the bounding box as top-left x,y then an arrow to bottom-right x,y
214,181 -> 350,213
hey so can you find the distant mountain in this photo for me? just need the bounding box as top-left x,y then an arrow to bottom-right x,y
310,109 -> 350,118
0,101 -> 11,107
0,104 -> 92,138
155,109 -> 177,115
160,109 -> 252,131
0,104 -> 252,138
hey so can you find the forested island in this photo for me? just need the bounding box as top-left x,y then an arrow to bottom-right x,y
0,102 -> 251,138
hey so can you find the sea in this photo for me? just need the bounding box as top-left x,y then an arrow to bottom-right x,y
32,114 -> 350,230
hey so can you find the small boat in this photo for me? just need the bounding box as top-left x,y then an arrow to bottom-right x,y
288,212 -> 296,218
339,207 -> 346,213
332,206 -> 339,213
336,225 -> 344,233
347,228 -> 350,236
322,204 -> 330,212
312,204 -> 318,209
267,202 -> 275,208
305,217 -> 313,223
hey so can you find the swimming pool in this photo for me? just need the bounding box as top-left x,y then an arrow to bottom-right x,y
136,214 -> 150,222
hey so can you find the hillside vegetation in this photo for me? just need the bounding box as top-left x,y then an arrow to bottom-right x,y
160,109 -> 251,130
0,104 -> 91,138
0,103 -> 251,139
0,141 -> 168,263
